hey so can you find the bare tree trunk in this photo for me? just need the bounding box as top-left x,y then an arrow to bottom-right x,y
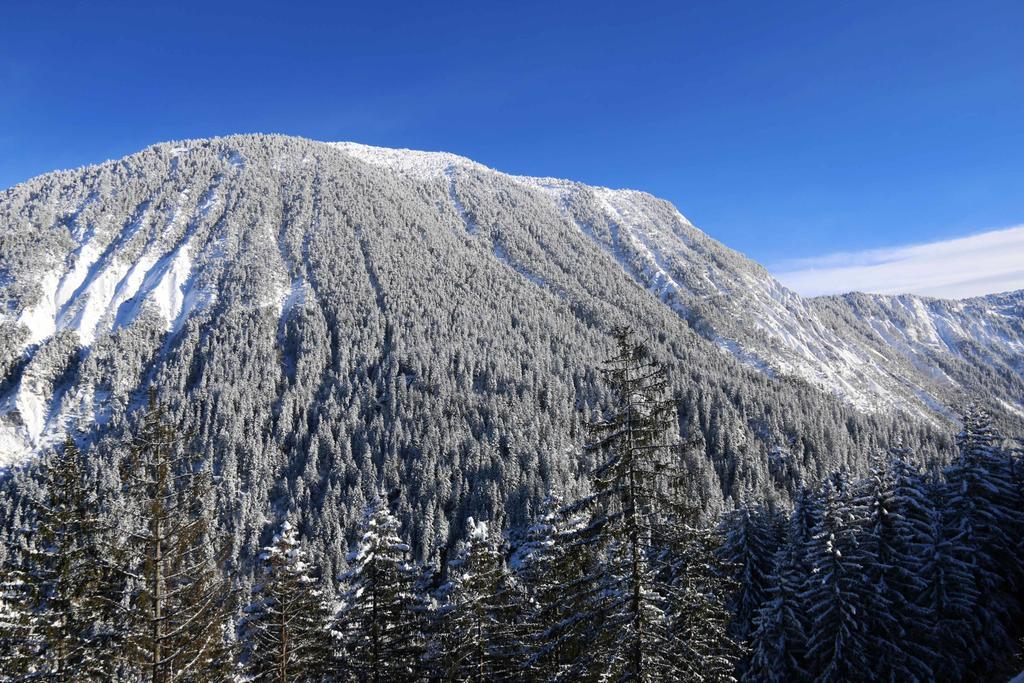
152,442 -> 164,683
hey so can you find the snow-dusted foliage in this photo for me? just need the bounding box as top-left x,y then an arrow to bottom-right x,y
745,541 -> 808,682
717,500 -> 781,646
0,438 -> 117,679
336,494 -> 426,681
735,410 -> 1024,682
434,517 -> 524,681
514,491 -> 594,679
0,134 -> 1020,580
240,519 -> 334,682
799,476 -> 873,681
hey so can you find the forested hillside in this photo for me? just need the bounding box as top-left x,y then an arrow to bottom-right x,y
0,331 -> 1020,681
0,134 -> 1020,574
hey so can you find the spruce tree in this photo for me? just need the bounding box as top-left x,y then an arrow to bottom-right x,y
515,492 -> 594,679
717,499 -> 779,645
744,540 -> 808,683
337,494 -> 425,682
850,453 -> 933,681
800,479 -> 871,682
437,517 -> 523,681
662,523 -> 743,682
918,492 -> 979,682
240,519 -> 334,682
0,579 -> 31,678
571,326 -> 737,681
0,438 -> 117,681
949,406 -> 1023,583
943,406 -> 1023,672
117,390 -> 234,682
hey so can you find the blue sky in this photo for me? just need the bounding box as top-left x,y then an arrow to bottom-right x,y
2,1 -> 1022,295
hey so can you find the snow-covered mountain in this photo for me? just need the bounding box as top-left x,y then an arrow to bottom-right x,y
0,136 -> 1019,519
335,140 -> 1023,421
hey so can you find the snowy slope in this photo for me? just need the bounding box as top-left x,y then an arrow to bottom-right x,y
329,141 -> 1024,420
0,135 -> 1021,465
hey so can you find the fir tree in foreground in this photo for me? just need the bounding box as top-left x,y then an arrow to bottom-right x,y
799,477 -> 872,682
851,453 -> 935,680
337,494 -> 426,682
717,499 -> 779,648
744,540 -> 807,682
0,437 -> 116,681
240,519 -> 334,682
565,326 -> 739,681
116,390 -> 235,682
437,517 -> 523,681
942,405 -> 1024,674
516,492 -> 595,680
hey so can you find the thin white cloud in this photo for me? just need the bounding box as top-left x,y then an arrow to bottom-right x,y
772,225 -> 1024,300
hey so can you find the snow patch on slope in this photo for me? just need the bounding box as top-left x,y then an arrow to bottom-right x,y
18,271 -> 60,345
333,142 -> 489,181
13,181 -> 226,350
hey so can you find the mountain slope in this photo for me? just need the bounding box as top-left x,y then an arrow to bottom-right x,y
0,135 -> 1017,563
335,141 -> 1023,419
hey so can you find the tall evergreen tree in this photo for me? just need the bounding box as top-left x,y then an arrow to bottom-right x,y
117,390 -> 234,682
918,490 -> 980,682
662,523 -> 743,682
337,494 -> 426,682
744,539 -> 808,683
570,326 -> 737,681
949,407 -> 1023,583
437,517 -> 523,682
717,499 -> 779,645
240,519 -> 334,682
515,492 -> 595,680
800,479 -> 871,682
0,438 -> 117,681
850,453 -> 933,681
0,579 -> 30,678
943,406 -> 1023,673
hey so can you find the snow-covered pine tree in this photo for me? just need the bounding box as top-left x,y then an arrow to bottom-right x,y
744,539 -> 808,683
717,498 -> 779,645
514,492 -> 595,680
917,488 -> 980,682
436,517 -> 523,681
662,523 -> 743,682
950,406 -> 1023,582
1012,436 -> 1024,589
240,519 -> 335,682
943,406 -> 1023,672
571,326 -> 737,681
783,482 -> 820,658
117,390 -> 235,682
0,577 -> 30,678
336,494 -> 426,682
0,437 -> 117,681
888,453 -> 942,679
800,478 -> 871,682
849,452 -> 933,681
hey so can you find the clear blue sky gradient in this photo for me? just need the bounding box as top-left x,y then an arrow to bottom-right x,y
2,0 -> 1022,265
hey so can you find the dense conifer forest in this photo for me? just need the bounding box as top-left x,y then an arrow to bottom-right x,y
6,135 -> 1021,591
0,328 -> 1020,681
